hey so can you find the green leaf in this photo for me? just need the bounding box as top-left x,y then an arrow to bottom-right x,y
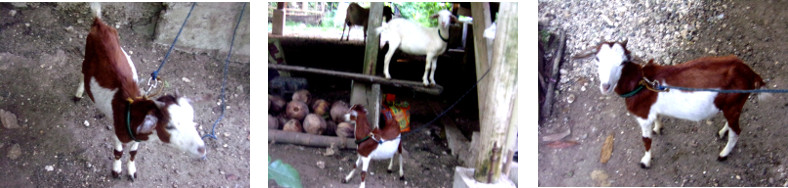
268,159 -> 303,188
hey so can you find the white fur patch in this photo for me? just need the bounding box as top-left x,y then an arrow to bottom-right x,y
89,77 -> 117,123
164,98 -> 206,157
368,136 -> 401,160
594,43 -> 628,93
651,86 -> 720,121
120,47 -> 138,83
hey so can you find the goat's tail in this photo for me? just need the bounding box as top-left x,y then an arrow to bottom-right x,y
755,78 -> 773,102
90,2 -> 101,19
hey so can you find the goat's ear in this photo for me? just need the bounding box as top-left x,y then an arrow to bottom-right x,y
154,100 -> 166,109
137,114 -> 158,134
430,13 -> 439,19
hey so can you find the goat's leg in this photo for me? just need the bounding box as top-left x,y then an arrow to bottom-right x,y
428,55 -> 438,86
75,74 -> 85,100
383,38 -> 400,79
652,115 -> 663,135
718,121 -> 729,139
362,25 -> 367,41
636,115 -> 656,168
718,110 -> 742,161
387,156 -> 395,173
111,136 -> 124,178
342,21 -> 349,41
397,144 -> 404,180
359,156 -> 371,188
422,54 -> 434,86
127,142 -> 139,180
343,155 -> 362,183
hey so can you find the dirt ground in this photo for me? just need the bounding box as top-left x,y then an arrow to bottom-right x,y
0,3 -> 250,187
539,0 -> 788,186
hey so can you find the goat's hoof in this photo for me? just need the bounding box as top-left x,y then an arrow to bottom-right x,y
111,171 -> 121,179
639,163 -> 650,169
387,170 -> 393,173
718,156 -> 728,161
128,174 -> 136,181
341,179 -> 348,184
429,83 -> 436,87
399,176 -> 405,181
72,96 -> 82,102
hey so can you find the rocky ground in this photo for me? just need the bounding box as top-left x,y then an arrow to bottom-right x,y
0,3 -> 249,187
539,0 -> 788,186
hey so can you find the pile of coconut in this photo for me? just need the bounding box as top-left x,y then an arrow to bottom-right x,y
269,89 -> 354,138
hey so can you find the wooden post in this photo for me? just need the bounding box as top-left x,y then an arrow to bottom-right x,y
473,2 -> 517,183
350,2 -> 384,128
471,2 -> 492,129
272,2 -> 286,35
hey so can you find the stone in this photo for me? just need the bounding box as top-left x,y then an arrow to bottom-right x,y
0,109 -> 20,129
7,144 -> 21,160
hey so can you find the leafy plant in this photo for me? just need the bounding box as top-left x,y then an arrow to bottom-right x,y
392,2 -> 452,27
269,155 -> 303,188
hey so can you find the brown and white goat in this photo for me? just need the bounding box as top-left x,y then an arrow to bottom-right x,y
74,3 -> 206,180
341,2 -> 393,41
584,41 -> 765,168
341,104 -> 403,188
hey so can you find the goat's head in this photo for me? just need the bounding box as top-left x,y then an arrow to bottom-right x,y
343,104 -> 367,123
137,94 -> 206,158
431,10 -> 458,28
577,41 -> 631,94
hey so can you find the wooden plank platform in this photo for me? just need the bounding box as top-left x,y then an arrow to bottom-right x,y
268,63 -> 444,95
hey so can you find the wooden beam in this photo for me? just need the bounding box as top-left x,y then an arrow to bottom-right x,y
473,2 -> 517,183
267,64 -> 443,95
268,129 -> 357,150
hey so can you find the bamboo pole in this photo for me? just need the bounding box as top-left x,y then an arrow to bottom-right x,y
473,2 -> 518,183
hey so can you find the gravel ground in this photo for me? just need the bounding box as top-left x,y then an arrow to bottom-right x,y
539,0 -> 788,186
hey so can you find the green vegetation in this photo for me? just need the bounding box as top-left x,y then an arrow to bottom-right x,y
268,2 -> 453,29
269,155 -> 303,188
391,2 -> 452,27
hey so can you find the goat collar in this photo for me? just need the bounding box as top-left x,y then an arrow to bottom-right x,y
355,134 -> 375,144
126,100 -> 141,142
618,84 -> 645,98
438,29 -> 449,42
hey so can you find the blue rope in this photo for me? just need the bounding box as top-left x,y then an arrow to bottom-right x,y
658,85 -> 788,93
151,2 -> 196,81
203,2 -> 246,140
402,66 -> 492,138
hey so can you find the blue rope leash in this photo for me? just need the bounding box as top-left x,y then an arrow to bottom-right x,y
203,2 -> 246,140
150,2 -> 196,81
401,67 -> 492,138
658,85 -> 788,93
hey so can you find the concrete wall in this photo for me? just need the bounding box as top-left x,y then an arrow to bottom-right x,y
155,2 -> 250,57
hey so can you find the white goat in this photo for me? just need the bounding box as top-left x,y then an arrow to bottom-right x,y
376,10 -> 457,86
